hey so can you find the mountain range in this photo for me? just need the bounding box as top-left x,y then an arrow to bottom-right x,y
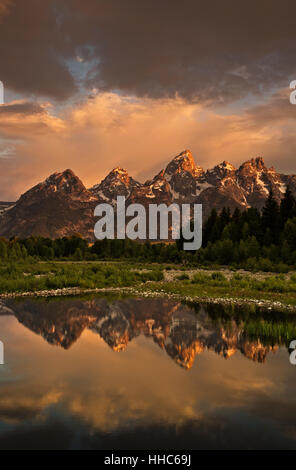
0,149 -> 295,240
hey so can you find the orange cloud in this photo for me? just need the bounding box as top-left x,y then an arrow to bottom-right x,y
0,89 -> 295,201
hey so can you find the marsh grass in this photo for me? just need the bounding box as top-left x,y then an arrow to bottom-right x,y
190,270 -> 296,293
2,260 -> 296,309
0,261 -> 163,293
244,319 -> 296,343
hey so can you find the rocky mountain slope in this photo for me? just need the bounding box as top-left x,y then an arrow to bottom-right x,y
0,150 -> 295,239
0,169 -> 98,239
0,201 -> 15,216
89,167 -> 141,203
128,151 -> 296,217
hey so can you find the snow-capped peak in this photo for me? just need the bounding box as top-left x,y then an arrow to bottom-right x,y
111,167 -> 128,175
218,161 -> 236,171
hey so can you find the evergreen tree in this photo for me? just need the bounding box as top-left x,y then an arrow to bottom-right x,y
242,222 -> 249,240
284,217 -> 296,251
73,247 -> 83,261
262,190 -> 280,243
244,207 -> 263,243
280,186 -> 296,227
21,245 -> 28,259
203,208 -> 218,245
281,240 -> 291,263
218,207 -> 231,235
245,235 -> 260,259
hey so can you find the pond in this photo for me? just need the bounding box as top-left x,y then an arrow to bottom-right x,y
0,296 -> 295,450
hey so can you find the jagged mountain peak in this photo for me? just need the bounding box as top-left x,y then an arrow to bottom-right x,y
165,149 -> 204,178
207,160 -> 236,174
219,160 -> 236,170
1,150 -> 296,240
91,166 -> 139,189
174,149 -> 194,161
89,166 -> 140,202
239,156 -> 267,172
22,168 -> 89,199
205,161 -> 236,186
102,166 -> 130,182
0,167 -> 96,240
45,168 -> 81,185
110,167 -> 129,176
253,156 -> 266,169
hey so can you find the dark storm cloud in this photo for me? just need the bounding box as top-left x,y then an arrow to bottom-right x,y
1,0 -> 296,102
0,101 -> 45,114
69,0 -> 296,103
0,0 -> 77,100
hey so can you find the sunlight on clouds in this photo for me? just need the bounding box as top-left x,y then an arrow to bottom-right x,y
0,90 -> 295,201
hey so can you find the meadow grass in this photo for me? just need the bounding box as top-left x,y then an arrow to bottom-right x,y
2,260 -> 296,308
0,261 -> 163,293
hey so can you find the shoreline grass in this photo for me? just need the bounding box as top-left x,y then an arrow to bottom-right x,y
1,261 -> 296,310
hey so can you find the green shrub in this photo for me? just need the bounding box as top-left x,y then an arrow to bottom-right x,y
257,257 -> 274,272
275,263 -> 290,273
176,273 -> 190,281
191,272 -> 211,284
211,272 -> 227,281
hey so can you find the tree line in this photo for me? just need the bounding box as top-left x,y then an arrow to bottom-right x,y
0,187 -> 296,271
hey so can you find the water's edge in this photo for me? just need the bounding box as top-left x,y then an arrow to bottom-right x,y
0,285 -> 295,313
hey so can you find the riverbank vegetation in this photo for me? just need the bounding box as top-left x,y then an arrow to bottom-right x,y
143,272 -> 296,307
0,261 -> 163,294
1,260 -> 296,309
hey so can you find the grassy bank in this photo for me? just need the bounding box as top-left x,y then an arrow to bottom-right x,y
143,270 -> 296,306
0,261 -> 163,293
2,261 -> 296,308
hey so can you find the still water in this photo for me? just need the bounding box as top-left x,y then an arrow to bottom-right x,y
0,295 -> 295,450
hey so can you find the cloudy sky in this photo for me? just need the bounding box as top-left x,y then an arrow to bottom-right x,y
0,0 -> 296,200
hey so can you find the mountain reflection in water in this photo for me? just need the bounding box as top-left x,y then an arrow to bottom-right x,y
0,296 -> 296,450
0,297 -> 285,368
